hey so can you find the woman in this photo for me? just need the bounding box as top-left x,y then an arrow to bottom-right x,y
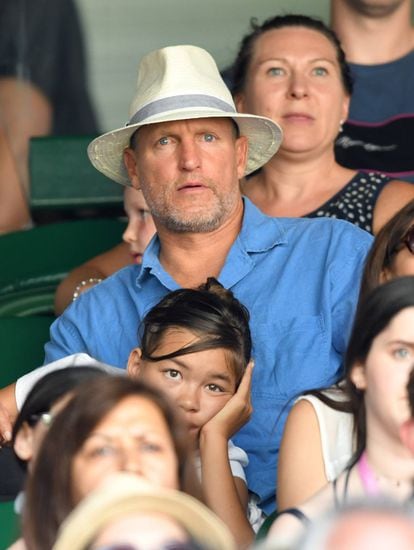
268,276 -> 414,546
232,14 -> 414,234
277,201 -> 414,510
22,376 -> 195,550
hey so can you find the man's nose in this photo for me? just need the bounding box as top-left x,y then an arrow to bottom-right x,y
178,139 -> 201,171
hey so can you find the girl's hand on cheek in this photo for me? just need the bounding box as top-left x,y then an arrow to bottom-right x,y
201,360 -> 254,441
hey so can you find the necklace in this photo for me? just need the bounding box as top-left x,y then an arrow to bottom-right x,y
358,451 -> 403,497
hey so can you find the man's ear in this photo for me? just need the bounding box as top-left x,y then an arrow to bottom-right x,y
350,362 -> 367,391
123,148 -> 141,189
13,423 -> 34,462
400,418 -> 414,455
127,347 -> 143,379
235,135 -> 249,180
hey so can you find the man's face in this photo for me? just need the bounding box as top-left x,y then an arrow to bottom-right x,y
123,118 -> 247,233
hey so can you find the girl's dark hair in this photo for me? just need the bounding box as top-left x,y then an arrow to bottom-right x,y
309,276 -> 414,466
12,365 -> 110,449
408,368 -> 414,418
360,199 -> 414,301
231,14 -> 353,97
23,376 -> 192,550
140,278 -> 251,386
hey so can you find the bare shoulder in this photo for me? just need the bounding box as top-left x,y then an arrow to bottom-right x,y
374,179 -> 414,234
277,398 -> 326,510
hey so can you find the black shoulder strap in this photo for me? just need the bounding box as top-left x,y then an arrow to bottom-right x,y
278,507 -> 310,526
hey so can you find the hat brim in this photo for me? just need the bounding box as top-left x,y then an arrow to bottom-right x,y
88,109 -> 282,186
53,475 -> 235,550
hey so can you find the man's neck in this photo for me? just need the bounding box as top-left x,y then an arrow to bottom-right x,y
156,199 -> 244,289
331,0 -> 414,64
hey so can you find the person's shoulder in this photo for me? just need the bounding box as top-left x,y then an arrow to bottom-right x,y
279,216 -> 373,247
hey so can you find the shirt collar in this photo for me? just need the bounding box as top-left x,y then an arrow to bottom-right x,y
137,196 -> 287,286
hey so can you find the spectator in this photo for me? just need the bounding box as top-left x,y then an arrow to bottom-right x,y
331,0 -> 414,182
0,44 -> 372,517
268,277 -> 414,547
232,14 -> 414,234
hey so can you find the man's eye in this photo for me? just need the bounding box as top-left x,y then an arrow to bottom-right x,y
158,136 -> 169,145
203,133 -> 215,142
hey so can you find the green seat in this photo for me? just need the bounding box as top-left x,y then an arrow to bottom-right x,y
0,316 -> 53,387
0,218 -> 126,316
0,500 -> 20,548
29,135 -> 123,211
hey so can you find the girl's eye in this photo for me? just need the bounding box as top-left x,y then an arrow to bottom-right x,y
267,67 -> 284,77
164,369 -> 181,380
206,383 -> 223,393
393,347 -> 411,360
312,66 -> 328,76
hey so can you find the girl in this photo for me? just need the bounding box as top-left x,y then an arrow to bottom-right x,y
268,276 -> 414,546
127,278 -> 255,547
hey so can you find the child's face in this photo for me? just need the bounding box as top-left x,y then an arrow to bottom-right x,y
128,328 -> 238,444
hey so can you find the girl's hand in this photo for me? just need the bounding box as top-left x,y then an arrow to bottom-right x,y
201,360 -> 254,441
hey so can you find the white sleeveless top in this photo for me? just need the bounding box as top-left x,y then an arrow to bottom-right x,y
296,388 -> 355,481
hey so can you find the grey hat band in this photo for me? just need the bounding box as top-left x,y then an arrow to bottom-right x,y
128,94 -> 236,125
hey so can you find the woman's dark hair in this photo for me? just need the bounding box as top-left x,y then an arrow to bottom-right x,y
310,276 -> 414,467
139,278 -> 251,386
360,199 -> 414,300
231,14 -> 353,97
12,365 -> 110,449
23,376 -> 192,550
408,368 -> 414,418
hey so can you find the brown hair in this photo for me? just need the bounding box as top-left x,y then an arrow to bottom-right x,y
22,376 -> 193,550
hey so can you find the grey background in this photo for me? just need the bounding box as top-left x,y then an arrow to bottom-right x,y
77,0 -> 330,131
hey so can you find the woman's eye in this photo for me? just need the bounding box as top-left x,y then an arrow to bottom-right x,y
88,445 -> 117,459
267,67 -> 284,77
140,441 -> 162,453
393,347 -> 411,360
312,66 -> 328,76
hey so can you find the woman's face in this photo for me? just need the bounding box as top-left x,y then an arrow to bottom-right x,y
383,226 -> 414,280
351,307 -> 414,442
236,26 -> 349,158
71,396 -> 179,504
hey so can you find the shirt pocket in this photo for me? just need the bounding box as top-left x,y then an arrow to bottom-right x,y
251,315 -> 329,400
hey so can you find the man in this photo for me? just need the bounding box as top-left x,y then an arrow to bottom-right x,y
332,0 -> 414,182
0,45 -> 372,514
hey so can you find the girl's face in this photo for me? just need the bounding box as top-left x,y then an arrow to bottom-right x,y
122,187 -> 156,264
128,328 -> 237,445
351,307 -> 414,442
71,396 -> 179,504
236,26 -> 349,158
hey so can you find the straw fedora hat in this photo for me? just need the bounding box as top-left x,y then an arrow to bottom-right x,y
88,44 -> 282,186
52,473 -> 236,550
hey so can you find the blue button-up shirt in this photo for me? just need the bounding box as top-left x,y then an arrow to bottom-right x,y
45,199 -> 372,514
